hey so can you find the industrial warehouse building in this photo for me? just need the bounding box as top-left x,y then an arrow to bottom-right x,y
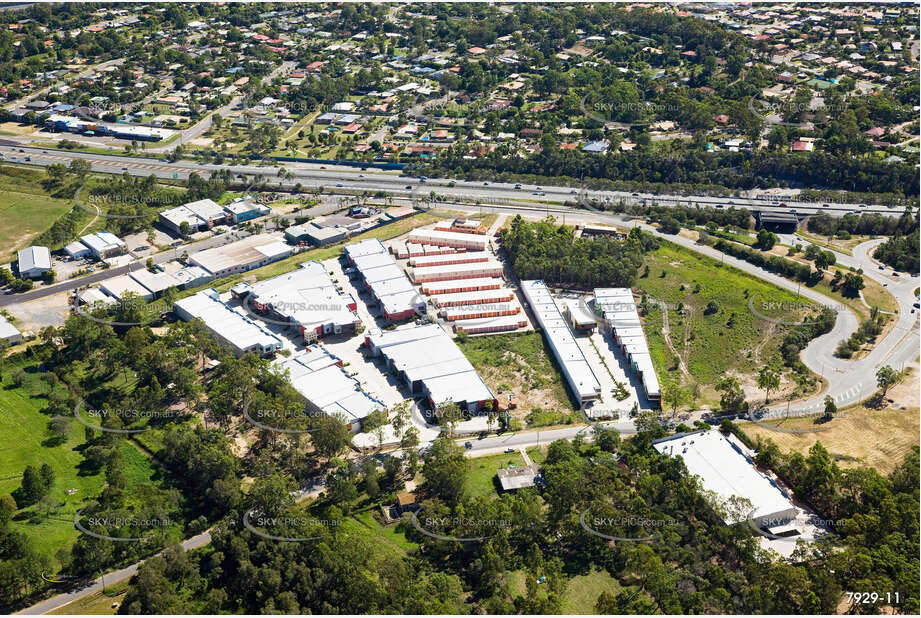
433,288 -> 515,308
421,277 -> 503,296
174,289 -> 282,357
407,228 -> 490,251
17,246 -> 51,279
455,314 -> 528,335
392,241 -> 461,259
245,261 -> 360,341
159,199 -> 227,234
345,238 -> 424,322
408,253 -> 489,268
0,314 -> 22,345
521,280 -> 601,404
366,323 -> 494,413
100,274 -> 154,302
79,231 -> 127,259
189,234 -> 294,278
284,222 -> 347,246
653,430 -> 799,528
160,197 -> 270,234
443,301 -> 520,322
409,260 -> 504,283
434,218 -> 487,235
223,196 -> 271,223
275,345 -> 386,433
594,288 -> 661,404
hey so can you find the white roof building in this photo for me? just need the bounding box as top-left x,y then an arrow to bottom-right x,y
275,345 -> 385,431
129,269 -> 182,296
0,314 -> 22,344
248,261 -> 359,339
17,246 -> 51,279
100,274 -> 154,302
653,430 -> 798,527
80,231 -> 126,258
594,288 -> 660,401
174,289 -> 282,357
520,280 -> 601,403
366,324 -> 493,412
189,234 -> 294,278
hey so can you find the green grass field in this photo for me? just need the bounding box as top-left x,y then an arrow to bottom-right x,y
637,242 -> 819,402
0,358 -> 158,569
505,567 -> 621,613
351,510 -> 419,553
465,451 -> 526,498
0,165 -> 74,254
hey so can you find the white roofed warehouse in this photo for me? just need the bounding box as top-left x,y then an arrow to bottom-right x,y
365,323 -> 494,414
245,261 -> 360,342
520,280 -> 601,404
594,288 -> 660,403
344,238 -> 424,322
189,234 -> 294,278
17,246 -> 51,279
407,228 -> 489,251
174,289 -> 282,357
653,430 -> 798,528
275,345 -> 386,433
409,260 -> 504,283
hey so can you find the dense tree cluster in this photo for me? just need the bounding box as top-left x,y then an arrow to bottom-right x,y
500,215 -> 658,289
873,233 -> 920,273
807,209 -> 919,238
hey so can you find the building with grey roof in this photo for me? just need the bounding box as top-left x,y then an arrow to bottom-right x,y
17,246 -> 52,279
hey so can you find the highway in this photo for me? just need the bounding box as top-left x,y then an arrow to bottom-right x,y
0,143 -> 908,220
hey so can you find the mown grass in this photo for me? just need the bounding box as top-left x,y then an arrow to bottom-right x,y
465,451 -> 526,498
48,578 -> 130,615
504,567 -> 621,614
351,509 -> 418,553
795,229 -> 875,256
0,165 -> 73,254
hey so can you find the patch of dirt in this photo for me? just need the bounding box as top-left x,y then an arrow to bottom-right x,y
478,350 -> 570,417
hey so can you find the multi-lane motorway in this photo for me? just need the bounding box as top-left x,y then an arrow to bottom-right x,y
0,142 -> 907,219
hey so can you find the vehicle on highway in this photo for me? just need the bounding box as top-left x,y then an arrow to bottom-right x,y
514,184 -> 521,189
419,176 -> 426,183
320,166 -> 326,169
632,192 -> 639,196
483,182 -> 489,186
122,167 -> 128,170
464,442 -> 473,449
405,185 -> 412,189
336,183 -> 343,187
24,156 -> 30,161
823,203 -> 830,208
570,189 -> 577,194
892,272 -> 900,277
504,448 -> 516,453
359,174 -> 364,178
